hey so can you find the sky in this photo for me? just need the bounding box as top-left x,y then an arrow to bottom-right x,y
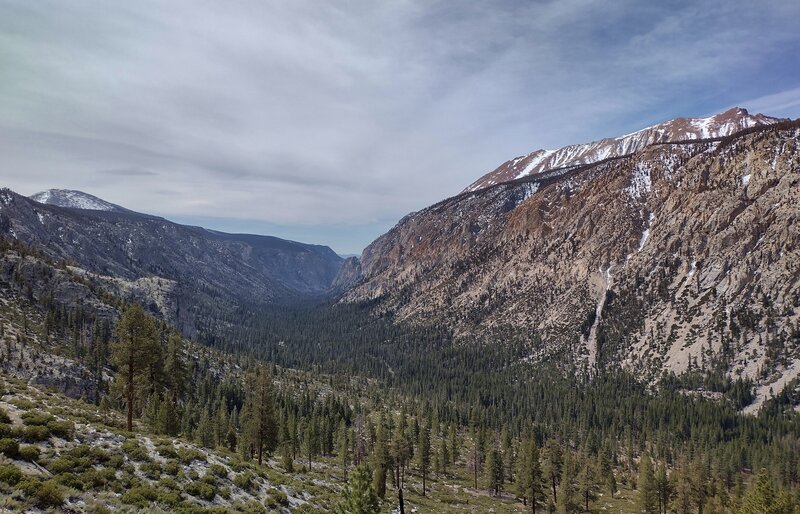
1,1 -> 799,254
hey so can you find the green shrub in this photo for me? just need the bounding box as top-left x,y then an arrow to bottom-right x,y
121,439 -> 150,462
184,480 -> 216,501
85,501 -> 112,514
156,489 -> 183,506
20,411 -> 54,426
48,455 -> 79,474
239,500 -> 267,514
121,485 -> 159,507
141,461 -> 162,479
156,442 -> 178,458
21,425 -> 50,442
265,489 -> 290,508
164,459 -> 180,476
10,398 -> 34,410
177,447 -> 205,464
0,464 -> 23,485
55,472 -> 84,490
107,454 -> 124,469
272,489 -> 289,507
0,438 -> 20,458
233,472 -> 253,491
33,480 -> 66,508
0,423 -> 11,438
80,467 -> 117,489
0,407 -> 10,424
77,445 -> 111,464
159,477 -> 179,490
18,445 -> 40,462
208,463 -> 228,478
47,420 -> 74,439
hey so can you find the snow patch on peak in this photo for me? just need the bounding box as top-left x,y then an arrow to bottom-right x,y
516,149 -> 555,179
626,162 -> 652,199
30,189 -> 126,212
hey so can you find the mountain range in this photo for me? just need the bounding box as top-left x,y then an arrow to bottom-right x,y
3,107 -> 799,411
342,109 -> 800,410
0,188 -> 342,337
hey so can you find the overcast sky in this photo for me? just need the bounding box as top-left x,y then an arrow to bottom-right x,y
1,1 -> 799,254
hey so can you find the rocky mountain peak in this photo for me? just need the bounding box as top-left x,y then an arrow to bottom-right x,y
463,107 -> 785,192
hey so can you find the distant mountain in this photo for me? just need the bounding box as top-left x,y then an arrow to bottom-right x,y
464,107 -> 784,192
31,188 -> 130,213
0,188 -> 343,338
342,115 -> 800,410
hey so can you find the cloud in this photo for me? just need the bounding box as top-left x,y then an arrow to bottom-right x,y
101,168 -> 158,177
1,0 -> 798,253
734,87 -> 800,119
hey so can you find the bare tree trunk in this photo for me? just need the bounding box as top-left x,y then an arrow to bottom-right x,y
398,487 -> 405,514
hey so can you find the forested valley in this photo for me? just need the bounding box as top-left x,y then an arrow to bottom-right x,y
0,237 -> 799,513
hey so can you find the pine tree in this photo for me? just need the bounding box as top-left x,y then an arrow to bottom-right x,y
598,449 -> 617,498
196,405 -> 215,448
690,456 -> 708,514
469,409 -> 482,489
111,304 -> 160,432
576,451 -> 599,512
335,463 -> 379,514
449,424 -> 460,465
337,422 -> 351,481
372,415 -> 389,499
156,397 -> 180,436
417,419 -> 432,496
280,440 -> 294,472
164,332 -> 188,403
303,417 -> 320,470
502,427 -> 515,484
392,416 -> 410,488
738,468 -> 792,514
671,464 -> 693,514
485,445 -> 503,496
544,439 -> 563,505
518,438 -> 546,514
215,398 -> 229,448
556,450 -> 580,514
439,438 -> 449,477
226,422 -> 238,452
245,367 -> 278,465
655,461 -> 670,514
637,453 -> 658,514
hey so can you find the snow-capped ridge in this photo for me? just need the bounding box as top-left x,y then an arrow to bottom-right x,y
464,107 -> 784,193
30,189 -> 128,213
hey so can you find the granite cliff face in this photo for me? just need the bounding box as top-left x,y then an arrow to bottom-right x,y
343,119 -> 800,407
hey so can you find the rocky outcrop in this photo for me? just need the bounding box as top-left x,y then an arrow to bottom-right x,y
343,120 -> 800,403
331,256 -> 362,292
